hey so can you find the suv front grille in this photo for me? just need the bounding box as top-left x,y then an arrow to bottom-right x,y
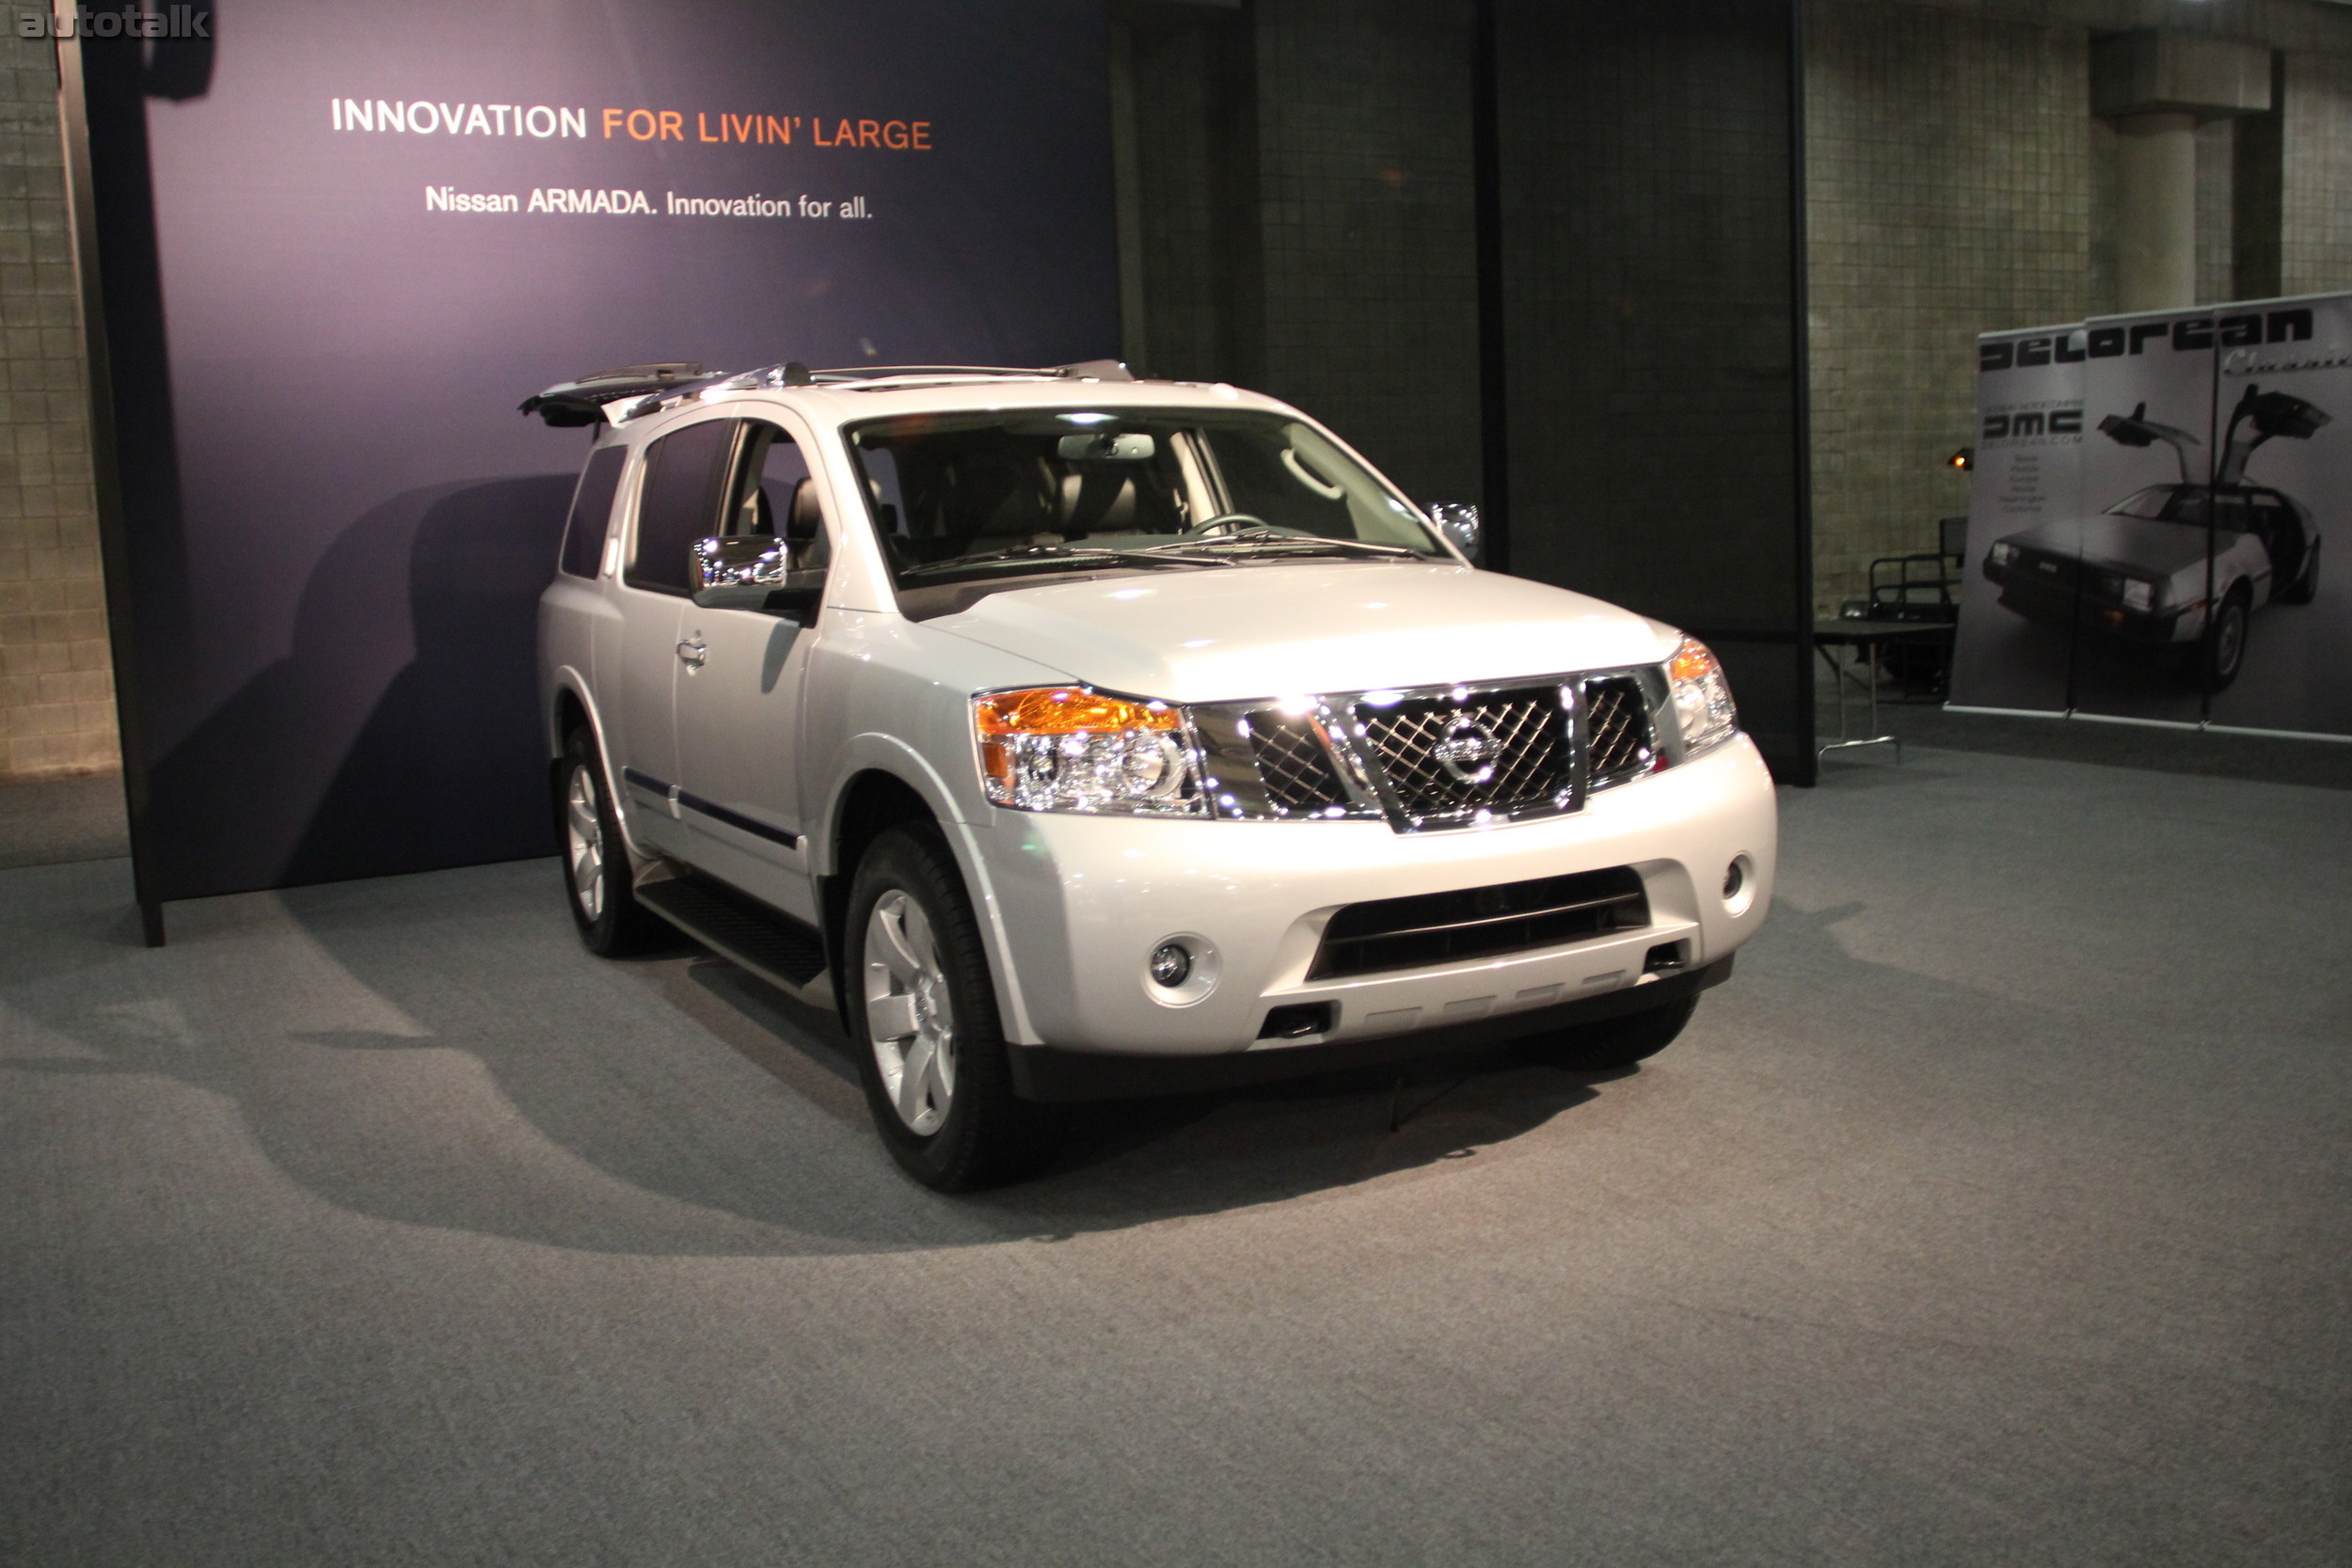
1583,675 -> 1656,784
1245,710 -> 1351,816
1309,865 -> 1650,980
1354,685 -> 1573,828
1197,669 -> 1662,832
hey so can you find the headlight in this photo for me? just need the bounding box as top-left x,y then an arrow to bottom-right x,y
1667,637 -> 1739,757
974,687 -> 1203,815
1988,541 -> 2017,567
2120,578 -> 2154,612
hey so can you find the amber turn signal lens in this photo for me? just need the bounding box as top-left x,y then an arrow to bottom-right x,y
1668,640 -> 1720,685
974,688 -> 1181,736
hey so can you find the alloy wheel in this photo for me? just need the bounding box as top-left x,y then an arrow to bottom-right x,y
564,764 -> 605,923
2213,600 -> 2247,680
864,889 -> 957,1134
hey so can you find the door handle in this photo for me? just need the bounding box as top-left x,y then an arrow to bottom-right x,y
675,635 -> 707,670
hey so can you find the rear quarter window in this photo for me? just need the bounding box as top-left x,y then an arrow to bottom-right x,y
558,445 -> 628,579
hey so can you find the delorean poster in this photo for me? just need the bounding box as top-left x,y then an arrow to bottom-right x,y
1950,293 -> 2350,738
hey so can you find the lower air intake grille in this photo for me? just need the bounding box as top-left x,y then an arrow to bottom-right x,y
1582,675 -> 1656,786
1309,865 -> 1649,981
1245,711 -> 1350,816
1354,685 -> 1572,827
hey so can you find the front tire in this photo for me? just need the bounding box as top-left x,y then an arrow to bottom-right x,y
1515,992 -> 1697,1072
2198,589 -> 2250,691
559,728 -> 667,956
849,827 -> 1064,1191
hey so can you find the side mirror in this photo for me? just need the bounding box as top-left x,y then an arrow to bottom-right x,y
691,535 -> 785,592
690,535 -> 824,621
1429,502 -> 1482,564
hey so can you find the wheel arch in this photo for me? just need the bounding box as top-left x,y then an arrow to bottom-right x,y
548,676 -> 657,869
818,754 -> 1038,1045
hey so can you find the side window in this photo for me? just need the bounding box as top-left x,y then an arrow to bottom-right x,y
627,418 -> 739,594
728,422 -> 831,573
558,444 -> 628,578
2249,492 -> 2288,550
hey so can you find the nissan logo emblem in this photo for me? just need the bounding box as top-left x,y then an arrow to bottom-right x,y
1433,714 -> 1500,784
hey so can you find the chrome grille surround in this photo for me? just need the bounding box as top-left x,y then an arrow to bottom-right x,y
1190,667 -> 1666,833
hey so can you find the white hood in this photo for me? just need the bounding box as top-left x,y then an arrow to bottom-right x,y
930,562 -> 1679,703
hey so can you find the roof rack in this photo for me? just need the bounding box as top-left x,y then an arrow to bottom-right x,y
723,359 -> 1138,393
522,358 -> 1139,426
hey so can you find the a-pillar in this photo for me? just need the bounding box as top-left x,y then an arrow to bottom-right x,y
2091,30 -> 2272,312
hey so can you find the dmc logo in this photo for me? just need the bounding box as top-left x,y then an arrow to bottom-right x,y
1432,715 -> 1500,785
18,7 -> 208,38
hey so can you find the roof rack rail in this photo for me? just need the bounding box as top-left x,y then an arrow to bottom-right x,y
520,363 -> 710,426
525,356 -> 1144,425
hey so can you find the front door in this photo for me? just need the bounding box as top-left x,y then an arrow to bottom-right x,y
613,414 -> 739,857
672,418 -> 832,922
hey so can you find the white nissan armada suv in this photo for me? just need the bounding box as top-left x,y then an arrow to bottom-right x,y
531,360 -> 1778,1189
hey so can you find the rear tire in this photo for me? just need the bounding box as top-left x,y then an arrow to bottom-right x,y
848,826 -> 1065,1191
1515,992 -> 1697,1072
560,728 -> 668,956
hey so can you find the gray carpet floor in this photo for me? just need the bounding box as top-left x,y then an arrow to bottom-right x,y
0,772 -> 131,870
3,743 -> 2346,1565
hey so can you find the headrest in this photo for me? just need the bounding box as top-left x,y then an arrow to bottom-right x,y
787,478 -> 823,540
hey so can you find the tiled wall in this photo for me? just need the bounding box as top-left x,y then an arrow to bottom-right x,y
2280,49 -> 2352,297
1804,0 -> 2352,616
1804,0 -> 2090,614
0,41 -> 111,781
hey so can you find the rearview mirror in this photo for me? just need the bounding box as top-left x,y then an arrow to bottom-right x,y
1429,502 -> 1482,563
1056,431 -> 1154,462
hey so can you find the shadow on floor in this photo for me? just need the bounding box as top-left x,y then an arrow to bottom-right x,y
0,773 -> 132,870
1814,661 -> 2352,789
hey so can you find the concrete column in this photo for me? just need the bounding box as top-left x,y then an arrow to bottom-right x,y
2114,111 -> 2199,311
2092,29 -> 2272,309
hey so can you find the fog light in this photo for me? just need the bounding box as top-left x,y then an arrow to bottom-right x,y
1149,942 -> 1193,989
1722,854 -> 1757,918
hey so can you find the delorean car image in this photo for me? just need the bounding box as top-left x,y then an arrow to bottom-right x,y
1982,384 -> 2327,689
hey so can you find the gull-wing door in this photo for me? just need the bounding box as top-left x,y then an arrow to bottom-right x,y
2217,383 -> 2330,486
2097,402 -> 2203,484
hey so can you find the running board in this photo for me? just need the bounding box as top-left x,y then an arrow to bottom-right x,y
635,873 -> 834,1009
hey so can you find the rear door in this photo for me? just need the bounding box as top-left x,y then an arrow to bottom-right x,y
613,415 -> 739,855
671,417 -> 831,920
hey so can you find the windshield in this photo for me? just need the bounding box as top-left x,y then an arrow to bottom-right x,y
2105,484 -> 2209,524
845,407 -> 1446,594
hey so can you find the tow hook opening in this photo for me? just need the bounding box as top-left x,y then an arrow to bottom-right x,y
1644,941 -> 1690,975
1259,1002 -> 1335,1040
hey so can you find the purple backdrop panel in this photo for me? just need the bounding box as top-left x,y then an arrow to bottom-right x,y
95,0 -> 1116,899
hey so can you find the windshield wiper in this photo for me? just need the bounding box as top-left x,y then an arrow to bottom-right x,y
1140,529 -> 1428,560
897,543 -> 1227,581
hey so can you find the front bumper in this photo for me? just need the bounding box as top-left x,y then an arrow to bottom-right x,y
968,734 -> 1776,1058
1986,562 -> 2198,644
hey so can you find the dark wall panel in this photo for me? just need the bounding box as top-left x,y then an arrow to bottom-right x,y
1493,0 -> 1815,778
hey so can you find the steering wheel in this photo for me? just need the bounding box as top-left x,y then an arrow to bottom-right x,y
1185,513 -> 1271,537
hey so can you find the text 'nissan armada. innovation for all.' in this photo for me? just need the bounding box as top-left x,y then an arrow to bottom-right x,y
530,359 -> 1777,1189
